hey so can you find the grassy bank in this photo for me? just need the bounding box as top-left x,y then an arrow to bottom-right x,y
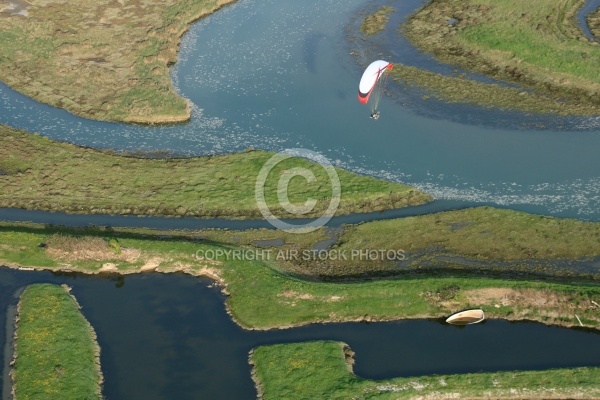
0,0 -> 235,123
341,207 -> 600,260
0,218 -> 599,330
402,0 -> 600,114
324,206 -> 600,277
251,341 -> 600,399
11,284 -> 103,399
0,125 -> 429,217
388,62 -> 600,116
192,206 -> 600,280
589,7 -> 600,38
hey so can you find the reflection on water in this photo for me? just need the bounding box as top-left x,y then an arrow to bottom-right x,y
2,269 -> 600,399
0,200 -> 473,230
0,0 -> 598,219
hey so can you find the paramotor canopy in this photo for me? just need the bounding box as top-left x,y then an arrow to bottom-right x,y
357,60 -> 393,116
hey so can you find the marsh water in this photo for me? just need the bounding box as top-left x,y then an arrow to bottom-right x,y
2,269 -> 600,399
1,0 -> 600,398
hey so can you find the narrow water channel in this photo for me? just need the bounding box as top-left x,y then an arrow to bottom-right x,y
0,200 -> 474,230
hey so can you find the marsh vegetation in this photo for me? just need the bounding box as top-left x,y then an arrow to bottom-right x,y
11,284 -> 103,399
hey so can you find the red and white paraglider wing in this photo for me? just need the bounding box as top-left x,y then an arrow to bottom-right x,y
357,60 -> 392,104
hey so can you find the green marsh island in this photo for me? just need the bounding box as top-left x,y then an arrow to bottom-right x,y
0,124 -> 430,217
10,284 -> 103,400
251,341 -> 600,399
0,0 -> 236,123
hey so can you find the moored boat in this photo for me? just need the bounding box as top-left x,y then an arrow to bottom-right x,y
446,309 -> 485,325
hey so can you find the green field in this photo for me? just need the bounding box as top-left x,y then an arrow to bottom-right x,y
11,284 -> 103,399
342,207 -> 600,260
0,125 -> 429,217
251,341 -> 600,399
1,218 -> 599,330
327,206 -> 600,276
0,0 -> 235,123
403,0 -> 600,113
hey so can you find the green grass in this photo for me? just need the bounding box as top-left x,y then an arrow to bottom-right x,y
337,206 -> 600,261
1,221 -> 599,330
251,341 -> 600,399
361,6 -> 395,35
0,0 -> 235,123
457,0 -> 600,81
203,206 -> 600,279
11,284 -> 103,400
386,62 -> 600,116
224,264 -> 600,329
0,125 -> 430,217
403,0 -> 600,112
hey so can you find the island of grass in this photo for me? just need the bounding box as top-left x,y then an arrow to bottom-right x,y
360,6 -> 395,35
401,0 -> 600,114
0,125 -> 430,217
250,341 -> 600,399
10,283 -> 103,399
1,206 -> 599,330
310,206 -> 600,279
0,0 -> 236,123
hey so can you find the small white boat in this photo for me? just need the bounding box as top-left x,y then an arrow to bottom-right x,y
446,309 -> 485,325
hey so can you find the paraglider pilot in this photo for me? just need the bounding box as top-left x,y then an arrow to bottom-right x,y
358,60 -> 393,121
